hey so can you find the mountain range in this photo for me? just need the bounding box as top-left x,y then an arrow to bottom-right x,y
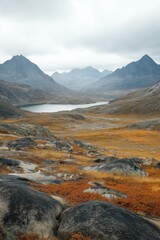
52,67 -> 112,90
83,55 -> 160,93
0,55 -> 72,95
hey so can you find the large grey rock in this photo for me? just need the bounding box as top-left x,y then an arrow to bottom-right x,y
58,201 -> 160,240
84,158 -> 148,177
0,175 -> 64,239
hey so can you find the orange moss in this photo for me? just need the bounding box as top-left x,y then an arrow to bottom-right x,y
71,233 -> 92,240
33,175 -> 160,217
17,234 -> 39,240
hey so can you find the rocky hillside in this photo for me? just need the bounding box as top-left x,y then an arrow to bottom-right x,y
52,66 -> 112,90
0,79 -> 52,106
84,55 -> 160,93
80,81 -> 160,115
0,98 -> 23,118
0,55 -> 73,95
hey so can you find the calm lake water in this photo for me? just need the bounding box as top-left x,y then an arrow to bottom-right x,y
21,102 -> 109,113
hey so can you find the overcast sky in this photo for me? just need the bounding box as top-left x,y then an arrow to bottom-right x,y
0,0 -> 160,74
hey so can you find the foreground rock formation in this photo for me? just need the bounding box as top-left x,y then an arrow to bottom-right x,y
0,175 -> 64,240
0,175 -> 160,240
58,201 -> 160,240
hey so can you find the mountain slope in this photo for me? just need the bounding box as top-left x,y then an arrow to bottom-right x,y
0,79 -> 52,106
84,55 -> 160,92
52,66 -> 112,90
0,98 -> 23,118
82,81 -> 160,114
0,55 -> 72,95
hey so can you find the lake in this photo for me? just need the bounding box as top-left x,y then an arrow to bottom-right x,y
21,102 -> 109,113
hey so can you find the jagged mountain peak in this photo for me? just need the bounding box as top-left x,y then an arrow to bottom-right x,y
138,54 -> 158,66
0,55 -> 72,94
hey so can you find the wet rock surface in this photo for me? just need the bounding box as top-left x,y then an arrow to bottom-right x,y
0,175 -> 64,240
58,201 -> 160,240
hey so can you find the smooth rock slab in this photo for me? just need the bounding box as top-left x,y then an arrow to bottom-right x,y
10,172 -> 62,184
58,201 -> 160,240
0,175 -> 64,240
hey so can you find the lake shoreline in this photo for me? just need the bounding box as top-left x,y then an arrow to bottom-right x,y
20,102 -> 109,113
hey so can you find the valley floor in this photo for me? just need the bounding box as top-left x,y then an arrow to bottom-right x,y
0,110 -> 160,225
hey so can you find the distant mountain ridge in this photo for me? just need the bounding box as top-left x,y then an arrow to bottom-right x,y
83,55 -> 160,92
52,66 -> 112,90
0,55 -> 72,95
82,80 -> 160,115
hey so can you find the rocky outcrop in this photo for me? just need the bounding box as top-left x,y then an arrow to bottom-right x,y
128,118 -> 160,131
6,137 -> 37,150
0,123 -> 53,139
83,157 -> 148,176
0,175 -> 64,240
58,201 -> 160,240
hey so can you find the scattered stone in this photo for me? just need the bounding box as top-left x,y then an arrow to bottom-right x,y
73,140 -> 99,156
0,175 -> 64,240
42,159 -> 59,165
63,159 -> 76,164
84,186 -> 127,199
50,139 -> 73,153
56,173 -> 82,181
58,201 -> 160,240
6,137 -> 37,150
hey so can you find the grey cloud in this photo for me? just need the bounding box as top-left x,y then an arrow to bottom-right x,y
0,0 -> 72,21
0,0 -> 160,72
